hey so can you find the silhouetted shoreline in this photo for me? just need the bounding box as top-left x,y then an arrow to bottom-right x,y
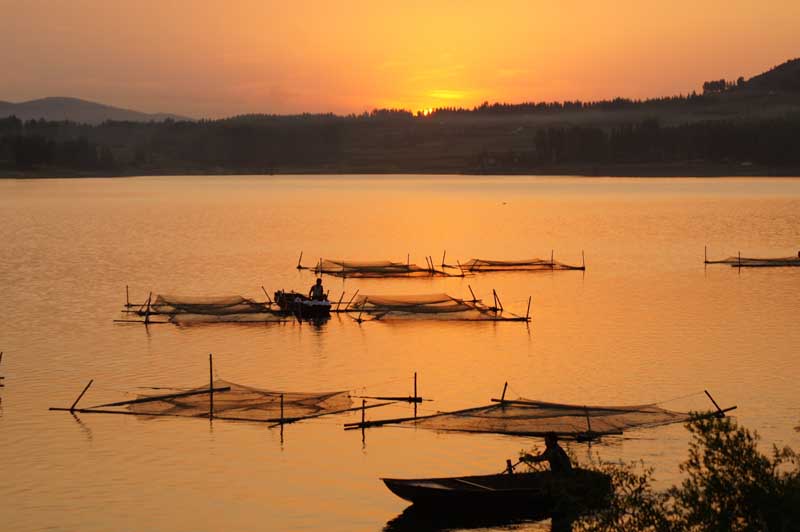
4,59 -> 800,180
2,161 -> 799,179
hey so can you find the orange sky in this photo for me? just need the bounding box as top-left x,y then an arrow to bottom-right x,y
1,0 -> 798,118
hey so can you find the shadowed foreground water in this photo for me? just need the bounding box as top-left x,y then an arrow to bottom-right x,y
1,175 -> 799,532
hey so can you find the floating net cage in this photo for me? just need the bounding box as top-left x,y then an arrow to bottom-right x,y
356,398 -> 693,439
308,259 -> 454,278
350,293 -> 529,321
123,294 -> 285,324
705,255 -> 800,268
460,257 -> 585,273
99,380 -> 354,423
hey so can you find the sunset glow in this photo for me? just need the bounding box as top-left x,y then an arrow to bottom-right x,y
1,0 -> 799,117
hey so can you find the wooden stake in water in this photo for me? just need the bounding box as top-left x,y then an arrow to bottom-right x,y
344,289 -> 359,311
356,298 -> 366,323
582,250 -> 586,269
550,249 -> 554,268
261,286 -> 273,305
209,353 -> 214,419
526,296 -> 532,320
467,284 -> 477,302
336,291 -> 345,312
126,285 -> 130,307
297,251 -> 303,269
144,292 -> 152,325
500,382 -> 508,403
71,380 -> 94,412
413,372 -> 417,400
585,406 -> 592,434
361,399 -> 366,427
441,250 -> 446,267
280,393 -> 284,425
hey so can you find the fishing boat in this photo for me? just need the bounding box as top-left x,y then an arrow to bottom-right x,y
273,290 -> 331,319
382,468 -> 611,514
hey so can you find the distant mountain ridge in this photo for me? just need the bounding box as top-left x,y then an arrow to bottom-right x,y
742,58 -> 800,92
0,97 -> 190,124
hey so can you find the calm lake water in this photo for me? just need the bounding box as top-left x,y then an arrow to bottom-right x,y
1,175 -> 799,532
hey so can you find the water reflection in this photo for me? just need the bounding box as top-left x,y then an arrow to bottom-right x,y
383,504 -> 574,531
70,413 -> 94,442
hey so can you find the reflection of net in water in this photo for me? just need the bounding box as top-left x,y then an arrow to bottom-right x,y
351,293 -> 528,321
314,259 -> 452,277
127,379 -> 353,422
705,255 -> 800,268
376,399 -> 690,438
460,258 -> 585,272
145,295 -> 284,324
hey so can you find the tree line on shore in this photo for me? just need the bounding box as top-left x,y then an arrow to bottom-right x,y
1,107 -> 799,174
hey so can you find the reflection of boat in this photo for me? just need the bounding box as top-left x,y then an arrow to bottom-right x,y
273,290 -> 331,320
383,504 -> 559,532
382,469 -> 610,515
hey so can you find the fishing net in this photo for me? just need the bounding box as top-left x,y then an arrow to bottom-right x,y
387,399 -> 690,438
313,259 -> 452,277
351,293 -> 527,321
107,380 -> 354,422
706,256 -> 800,267
151,295 -> 271,315
127,295 -> 286,324
460,258 -> 585,272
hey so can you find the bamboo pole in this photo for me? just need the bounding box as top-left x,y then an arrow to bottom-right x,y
414,372 -> 417,401
144,292 -> 152,325
441,250 -> 446,267
297,251 -> 303,269
351,395 -> 424,403
585,406 -> 592,434
343,289 -> 359,311
335,291 -> 345,312
261,286 -> 273,304
526,296 -> 532,320
500,381 -> 508,403
126,285 -> 130,307
209,353 -> 214,419
361,399 -> 366,426
704,245 -> 708,264
356,298 -> 367,323
70,380 -> 94,412
582,250 -> 586,269
344,412 -> 439,430
495,291 -> 504,312
467,284 -> 477,302
259,401 -> 394,426
280,393 -> 284,424
91,387 -> 231,408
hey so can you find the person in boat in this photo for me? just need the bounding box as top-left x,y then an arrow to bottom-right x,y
522,432 -> 572,473
309,278 -> 326,301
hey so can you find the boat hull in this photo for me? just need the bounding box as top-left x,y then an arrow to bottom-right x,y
274,290 -> 331,319
382,469 -> 610,515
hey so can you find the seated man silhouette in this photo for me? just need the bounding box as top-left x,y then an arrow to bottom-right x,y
309,278 -> 326,301
521,432 -> 572,473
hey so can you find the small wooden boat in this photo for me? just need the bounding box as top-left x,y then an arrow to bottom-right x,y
382,468 -> 610,515
273,290 -> 331,319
